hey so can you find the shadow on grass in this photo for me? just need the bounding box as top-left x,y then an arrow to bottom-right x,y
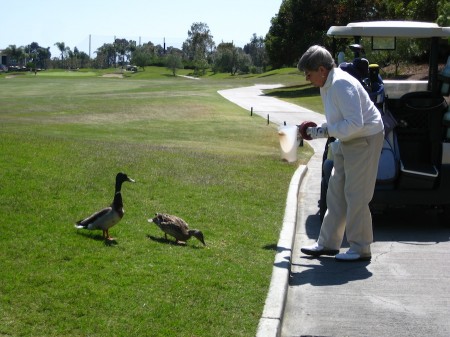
262,243 -> 278,251
257,73 -> 278,78
264,84 -> 320,99
263,244 -> 292,269
262,243 -> 295,253
75,230 -> 118,246
147,235 -> 205,249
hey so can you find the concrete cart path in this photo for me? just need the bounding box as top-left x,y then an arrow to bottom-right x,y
218,84 -> 450,337
282,165 -> 450,337
218,84 -> 326,153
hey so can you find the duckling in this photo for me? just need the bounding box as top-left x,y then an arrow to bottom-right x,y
75,172 -> 135,240
148,213 -> 206,246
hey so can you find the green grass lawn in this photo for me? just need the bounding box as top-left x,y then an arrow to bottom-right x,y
0,67 -> 319,336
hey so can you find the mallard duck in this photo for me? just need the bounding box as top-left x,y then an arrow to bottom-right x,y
148,213 -> 206,246
75,172 -> 135,240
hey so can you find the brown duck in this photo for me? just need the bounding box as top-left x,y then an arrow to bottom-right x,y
148,213 -> 206,246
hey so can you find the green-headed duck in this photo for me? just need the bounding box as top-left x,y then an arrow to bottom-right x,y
75,172 -> 135,240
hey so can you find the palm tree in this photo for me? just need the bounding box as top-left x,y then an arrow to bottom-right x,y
54,42 -> 66,61
54,42 -> 70,68
73,47 -> 80,69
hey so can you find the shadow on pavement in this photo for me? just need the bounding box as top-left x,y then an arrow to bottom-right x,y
289,257 -> 372,287
296,207 -> 450,289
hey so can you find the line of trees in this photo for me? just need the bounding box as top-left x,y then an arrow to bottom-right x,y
2,41 -> 91,70
2,1 -> 449,74
2,43 -> 52,70
1,22 -> 267,76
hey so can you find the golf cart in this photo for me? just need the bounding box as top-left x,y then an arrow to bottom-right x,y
321,21 -> 450,223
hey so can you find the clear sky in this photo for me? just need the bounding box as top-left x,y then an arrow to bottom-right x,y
1,0 -> 283,58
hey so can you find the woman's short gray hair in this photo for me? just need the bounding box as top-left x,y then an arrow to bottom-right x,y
297,45 -> 335,72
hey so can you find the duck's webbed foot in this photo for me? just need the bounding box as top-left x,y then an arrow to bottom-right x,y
103,230 -> 115,241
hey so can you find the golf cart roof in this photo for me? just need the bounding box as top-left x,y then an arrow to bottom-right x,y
327,21 -> 450,38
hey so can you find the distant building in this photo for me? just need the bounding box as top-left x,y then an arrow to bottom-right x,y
0,50 -> 8,66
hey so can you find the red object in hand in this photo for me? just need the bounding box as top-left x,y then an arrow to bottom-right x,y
298,121 -> 317,140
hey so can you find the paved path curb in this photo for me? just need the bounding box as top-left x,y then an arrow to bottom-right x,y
255,164 -> 307,337
218,84 -> 326,337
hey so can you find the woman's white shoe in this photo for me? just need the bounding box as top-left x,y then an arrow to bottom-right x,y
335,249 -> 371,262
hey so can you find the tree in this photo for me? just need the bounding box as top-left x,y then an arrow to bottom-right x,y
379,0 -> 440,21
264,0 -> 441,68
213,42 -> 252,75
54,42 -> 71,68
182,22 -> 215,74
54,42 -> 69,60
265,0 -> 329,68
3,45 -> 25,66
437,0 -> 450,27
165,51 -> 183,76
265,0 -> 333,68
244,34 -> 268,72
72,47 -> 80,68
25,42 -> 51,69
94,43 -> 116,68
113,38 -> 136,67
131,47 -> 152,70
213,42 -> 236,74
235,48 -> 252,74
77,51 -> 90,68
